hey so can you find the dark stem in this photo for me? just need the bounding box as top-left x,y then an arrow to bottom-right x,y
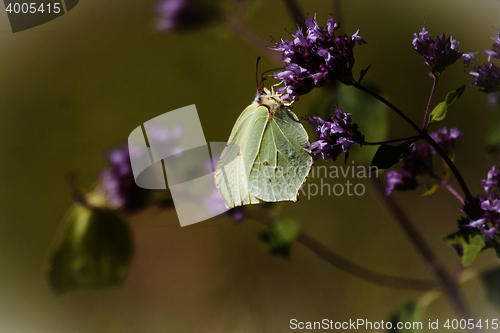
250,207 -> 435,291
353,82 -> 474,205
423,75 -> 438,129
296,231 -> 436,291
281,0 -> 306,29
363,135 -> 421,146
367,177 -> 480,332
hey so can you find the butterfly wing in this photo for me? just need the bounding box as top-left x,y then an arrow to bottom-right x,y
247,106 -> 312,201
214,103 -> 263,208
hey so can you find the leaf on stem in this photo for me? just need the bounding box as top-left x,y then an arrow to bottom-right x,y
428,85 -> 465,124
358,65 -> 371,84
420,183 -> 441,197
443,230 -> 486,267
258,218 -> 300,258
370,141 -> 415,169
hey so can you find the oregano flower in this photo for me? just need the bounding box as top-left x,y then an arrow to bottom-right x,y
272,15 -> 366,101
304,107 -> 363,162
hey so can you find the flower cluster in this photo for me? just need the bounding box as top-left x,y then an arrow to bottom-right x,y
470,28 -> 500,98
386,127 -> 463,195
429,127 -> 463,156
412,24 -> 471,76
272,16 -> 366,101
155,0 -> 220,33
99,145 -> 150,213
305,107 -> 363,162
468,166 -> 500,240
386,144 -> 433,195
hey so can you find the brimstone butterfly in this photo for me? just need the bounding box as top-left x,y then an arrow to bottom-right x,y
214,86 -> 313,208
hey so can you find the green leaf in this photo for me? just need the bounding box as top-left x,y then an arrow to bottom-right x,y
481,266 -> 500,312
443,230 -> 486,267
48,205 -> 133,293
388,301 -> 424,332
428,101 -> 448,123
358,65 -> 371,84
258,218 -> 300,258
370,141 -> 415,169
420,183 -> 441,197
445,85 -> 466,106
428,86 -> 465,124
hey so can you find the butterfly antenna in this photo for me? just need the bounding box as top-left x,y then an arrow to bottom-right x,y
255,57 -> 262,90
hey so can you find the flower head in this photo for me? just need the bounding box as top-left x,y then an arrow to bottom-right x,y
429,126 -> 463,156
412,23 -> 468,76
304,107 -> 362,162
484,28 -> 500,62
272,15 -> 365,101
385,127 -> 462,195
469,28 -> 500,94
385,143 -> 433,195
155,0 -> 220,32
99,145 -> 150,213
469,62 -> 500,93
467,166 -> 500,240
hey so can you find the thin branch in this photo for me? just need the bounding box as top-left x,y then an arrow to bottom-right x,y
354,82 -> 474,205
363,135 -> 421,146
444,183 -> 465,205
249,207 -> 434,291
366,177 -> 480,332
296,231 -> 436,291
423,75 -> 438,129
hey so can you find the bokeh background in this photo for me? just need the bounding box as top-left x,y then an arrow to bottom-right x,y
1,0 -> 500,332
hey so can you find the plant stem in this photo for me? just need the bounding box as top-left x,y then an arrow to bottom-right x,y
363,135 -> 421,146
367,177 -> 480,332
444,183 -> 465,205
423,75 -> 438,129
296,231 -> 436,291
250,207 -> 435,291
224,15 -> 283,67
354,82 -> 474,205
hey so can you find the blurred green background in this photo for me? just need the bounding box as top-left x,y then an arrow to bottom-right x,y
1,0 -> 500,332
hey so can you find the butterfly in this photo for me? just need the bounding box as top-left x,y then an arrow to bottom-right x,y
214,85 -> 313,208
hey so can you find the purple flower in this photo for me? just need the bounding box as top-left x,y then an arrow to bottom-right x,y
385,170 -> 418,196
412,23 -> 468,76
304,107 -> 362,162
469,28 -> 500,94
99,145 -> 150,213
484,28 -> 500,62
272,15 -> 365,101
429,126 -> 463,156
385,127 -> 462,195
385,144 -> 432,195
467,166 -> 500,240
155,0 -> 219,33
469,63 -> 500,93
